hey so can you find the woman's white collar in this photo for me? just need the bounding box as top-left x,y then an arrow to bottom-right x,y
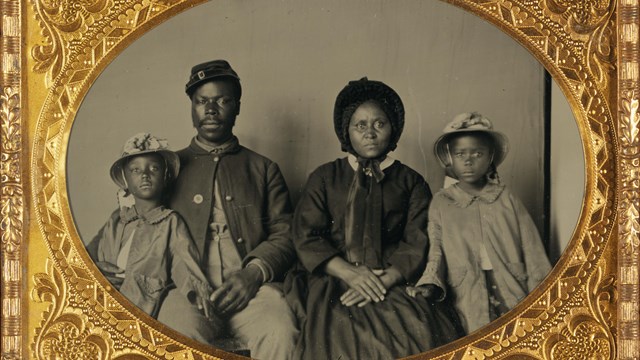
347,154 -> 396,171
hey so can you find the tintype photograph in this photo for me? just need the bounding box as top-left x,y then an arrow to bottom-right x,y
64,1 -> 585,358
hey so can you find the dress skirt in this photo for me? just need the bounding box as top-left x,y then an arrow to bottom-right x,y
285,270 -> 462,360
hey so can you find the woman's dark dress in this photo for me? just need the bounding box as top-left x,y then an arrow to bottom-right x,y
285,158 -> 461,359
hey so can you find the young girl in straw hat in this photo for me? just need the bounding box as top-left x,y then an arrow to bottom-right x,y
407,112 -> 552,334
86,133 -> 217,324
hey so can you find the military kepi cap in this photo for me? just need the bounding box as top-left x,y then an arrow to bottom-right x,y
185,59 -> 241,97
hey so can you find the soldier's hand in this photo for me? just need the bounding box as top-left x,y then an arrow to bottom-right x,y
210,266 -> 263,314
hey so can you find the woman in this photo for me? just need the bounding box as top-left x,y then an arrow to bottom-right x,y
285,78 -> 462,359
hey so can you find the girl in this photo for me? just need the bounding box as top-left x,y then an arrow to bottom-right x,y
285,78 -> 461,359
86,133 -> 216,322
407,112 -> 552,334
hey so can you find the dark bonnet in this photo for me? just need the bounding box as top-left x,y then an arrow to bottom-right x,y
333,77 -> 405,154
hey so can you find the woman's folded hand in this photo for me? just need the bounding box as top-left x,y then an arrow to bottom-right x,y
340,288 -> 368,307
341,265 -> 387,303
340,267 -> 405,307
339,270 -> 383,307
323,257 -> 388,305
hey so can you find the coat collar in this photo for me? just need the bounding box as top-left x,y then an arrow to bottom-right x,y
441,182 -> 505,208
189,136 -> 241,155
347,154 -> 396,172
119,205 -> 173,225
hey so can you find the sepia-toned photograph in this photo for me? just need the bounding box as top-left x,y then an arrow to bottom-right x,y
65,0 -> 585,358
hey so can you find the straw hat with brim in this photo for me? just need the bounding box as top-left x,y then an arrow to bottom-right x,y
110,133 -> 180,190
333,77 -> 405,154
434,112 -> 509,168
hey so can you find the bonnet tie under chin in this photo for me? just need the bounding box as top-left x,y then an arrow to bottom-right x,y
344,157 -> 385,269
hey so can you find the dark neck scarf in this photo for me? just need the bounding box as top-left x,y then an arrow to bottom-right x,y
344,156 -> 386,269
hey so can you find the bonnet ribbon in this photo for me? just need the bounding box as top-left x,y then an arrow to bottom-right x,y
344,157 -> 385,269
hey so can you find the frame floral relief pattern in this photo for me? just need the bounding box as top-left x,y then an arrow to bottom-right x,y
617,0 -> 640,358
1,0 -> 23,357
0,0 -> 637,359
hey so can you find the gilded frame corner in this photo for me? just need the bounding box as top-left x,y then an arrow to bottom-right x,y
1,0 -> 638,359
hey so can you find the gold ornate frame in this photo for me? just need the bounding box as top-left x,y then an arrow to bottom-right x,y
1,0 -> 638,359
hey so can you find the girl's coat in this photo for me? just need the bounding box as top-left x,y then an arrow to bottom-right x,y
417,183 -> 551,333
87,206 -> 211,317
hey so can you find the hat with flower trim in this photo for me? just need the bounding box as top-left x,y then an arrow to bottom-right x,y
110,133 -> 180,189
434,112 -> 509,167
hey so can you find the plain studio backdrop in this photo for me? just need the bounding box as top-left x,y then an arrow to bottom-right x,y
67,0 -> 583,264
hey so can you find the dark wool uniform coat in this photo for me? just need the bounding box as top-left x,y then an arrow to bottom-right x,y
169,139 -> 295,280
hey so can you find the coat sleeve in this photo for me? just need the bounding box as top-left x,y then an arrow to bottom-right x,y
243,162 -> 296,280
512,193 -> 552,291
168,214 -> 214,300
292,167 -> 342,274
85,209 -> 120,263
385,177 -> 431,282
415,196 -> 447,299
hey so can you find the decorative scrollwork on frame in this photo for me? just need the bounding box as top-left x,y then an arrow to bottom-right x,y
543,0 -> 612,34
32,260 -> 115,359
619,185 -> 640,257
544,315 -> 611,360
542,0 -> 616,90
31,0 -> 112,85
38,313 -> 112,359
620,90 -> 639,148
619,90 -> 640,255
0,184 -> 22,254
0,87 -> 22,255
616,0 -> 640,355
541,265 -> 616,360
0,87 -> 21,156
25,0 -> 620,359
1,1 -> 23,357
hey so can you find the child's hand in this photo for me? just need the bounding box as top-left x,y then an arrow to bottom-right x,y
193,286 -> 216,321
95,261 -> 125,289
193,293 -> 226,336
195,295 -> 216,321
406,284 -> 440,299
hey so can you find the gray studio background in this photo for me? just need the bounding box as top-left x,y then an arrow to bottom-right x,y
67,0 -> 583,263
